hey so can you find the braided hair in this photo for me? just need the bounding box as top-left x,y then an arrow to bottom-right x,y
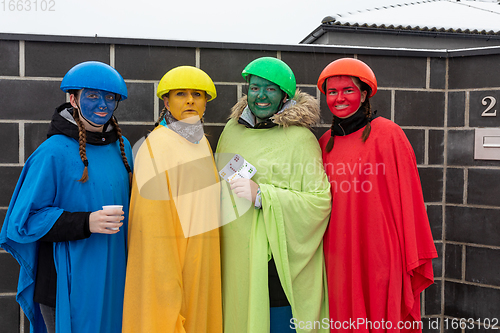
110,116 -> 133,184
72,107 -> 90,182
325,77 -> 374,153
70,91 -> 132,184
155,107 -> 168,127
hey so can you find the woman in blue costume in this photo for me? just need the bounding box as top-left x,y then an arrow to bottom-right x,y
0,61 -> 133,333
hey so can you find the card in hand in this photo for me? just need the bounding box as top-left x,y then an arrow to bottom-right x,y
219,154 -> 257,182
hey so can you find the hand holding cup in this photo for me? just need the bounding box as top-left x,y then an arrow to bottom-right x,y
89,205 -> 124,234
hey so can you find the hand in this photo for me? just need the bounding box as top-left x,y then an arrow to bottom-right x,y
230,178 -> 259,203
89,209 -> 124,234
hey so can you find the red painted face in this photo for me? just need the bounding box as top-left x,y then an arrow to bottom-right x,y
326,76 -> 367,119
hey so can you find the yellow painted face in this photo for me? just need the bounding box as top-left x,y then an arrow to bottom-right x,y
164,89 -> 207,121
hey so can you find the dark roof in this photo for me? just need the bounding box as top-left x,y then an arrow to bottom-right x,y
302,0 -> 500,44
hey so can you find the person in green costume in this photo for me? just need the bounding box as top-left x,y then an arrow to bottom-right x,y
216,57 -> 331,333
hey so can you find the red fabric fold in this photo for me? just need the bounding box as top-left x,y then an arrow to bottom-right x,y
320,117 -> 437,333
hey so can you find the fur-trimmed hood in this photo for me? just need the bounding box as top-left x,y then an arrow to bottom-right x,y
229,89 -> 320,128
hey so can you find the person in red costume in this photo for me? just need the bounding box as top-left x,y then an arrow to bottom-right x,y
317,58 -> 438,333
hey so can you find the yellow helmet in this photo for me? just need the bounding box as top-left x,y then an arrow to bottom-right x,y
157,66 -> 217,101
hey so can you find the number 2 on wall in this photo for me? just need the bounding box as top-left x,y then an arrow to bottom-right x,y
481,96 -> 497,117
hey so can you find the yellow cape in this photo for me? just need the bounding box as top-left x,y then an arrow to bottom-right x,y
123,125 -> 222,333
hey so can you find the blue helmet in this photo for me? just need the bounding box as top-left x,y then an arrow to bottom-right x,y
60,61 -> 128,100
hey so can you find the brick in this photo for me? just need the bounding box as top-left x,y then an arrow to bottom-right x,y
24,123 -> 50,161
424,281 -> 441,315
0,209 -> 6,230
449,54 -> 500,89
370,90 -> 392,121
115,45 -> 195,80
445,244 -> 462,280
428,130 -> 444,165
0,80 -> 65,120
201,49 -> 277,83
465,247 -> 500,286
445,282 -> 500,320
447,91 -> 466,127
319,94 -> 332,126
25,41 -> 109,78
282,52 -> 347,86
445,168 -> 464,204
418,167 -> 443,203
427,204 -> 442,240
0,123 -> 19,163
0,40 -> 19,76
433,243 -> 443,279
0,253 -> 19,293
0,167 -> 22,207
446,206 -> 500,247
358,55 -> 427,89
116,82 -> 155,122
204,85 -> 238,124
447,130 -> 474,166
430,58 -> 446,90
297,86 -> 317,100
404,129 -> 425,165
0,296 -> 20,333
394,91 -> 445,127
467,169 -> 500,207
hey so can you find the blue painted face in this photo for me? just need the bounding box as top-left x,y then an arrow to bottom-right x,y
78,89 -> 118,125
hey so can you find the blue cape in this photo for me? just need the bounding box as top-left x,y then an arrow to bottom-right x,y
0,134 -> 132,333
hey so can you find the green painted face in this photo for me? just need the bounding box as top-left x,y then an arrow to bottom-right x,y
247,75 -> 285,121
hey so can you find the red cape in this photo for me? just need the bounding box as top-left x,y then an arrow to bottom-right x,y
319,117 -> 437,333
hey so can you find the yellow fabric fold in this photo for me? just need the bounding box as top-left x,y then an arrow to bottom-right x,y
123,126 -> 222,333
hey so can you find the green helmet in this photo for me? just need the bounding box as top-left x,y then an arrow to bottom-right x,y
242,57 -> 296,99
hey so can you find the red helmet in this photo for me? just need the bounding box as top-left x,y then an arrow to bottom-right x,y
317,58 -> 377,97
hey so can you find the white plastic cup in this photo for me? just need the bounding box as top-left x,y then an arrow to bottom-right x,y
102,205 -> 123,230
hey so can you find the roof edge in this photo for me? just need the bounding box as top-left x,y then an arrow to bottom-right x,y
2,32 -> 500,59
300,24 -> 500,45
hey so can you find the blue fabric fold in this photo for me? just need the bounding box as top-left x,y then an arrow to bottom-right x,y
0,134 -> 132,333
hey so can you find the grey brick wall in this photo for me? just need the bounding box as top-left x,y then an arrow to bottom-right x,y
1,34 -> 499,332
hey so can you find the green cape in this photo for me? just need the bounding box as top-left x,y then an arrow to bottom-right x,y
216,92 -> 331,333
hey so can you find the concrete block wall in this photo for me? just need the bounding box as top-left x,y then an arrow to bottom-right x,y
0,34 -> 499,332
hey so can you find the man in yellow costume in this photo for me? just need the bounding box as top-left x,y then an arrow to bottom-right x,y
122,66 -> 222,333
